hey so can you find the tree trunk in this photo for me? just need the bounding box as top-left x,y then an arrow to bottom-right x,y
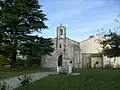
39,55 -> 42,67
10,28 -> 18,68
101,54 -> 104,68
10,49 -> 17,68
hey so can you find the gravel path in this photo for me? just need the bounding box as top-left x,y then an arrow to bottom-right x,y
0,72 -> 55,90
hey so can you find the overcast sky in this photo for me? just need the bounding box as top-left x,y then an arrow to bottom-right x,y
36,0 -> 120,41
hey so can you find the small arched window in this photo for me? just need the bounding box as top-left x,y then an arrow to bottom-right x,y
59,44 -> 62,48
60,29 -> 63,35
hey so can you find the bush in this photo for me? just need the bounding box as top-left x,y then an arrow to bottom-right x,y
18,74 -> 32,90
16,57 -> 40,67
0,81 -> 10,90
16,58 -> 26,66
0,55 -> 8,66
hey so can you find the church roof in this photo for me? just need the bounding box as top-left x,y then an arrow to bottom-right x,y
66,37 -> 80,44
79,35 -> 102,43
53,37 -> 80,44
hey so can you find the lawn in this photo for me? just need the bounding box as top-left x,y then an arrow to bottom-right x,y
0,67 -> 41,80
14,68 -> 120,90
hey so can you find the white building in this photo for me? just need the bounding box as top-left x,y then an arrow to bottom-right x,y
41,25 -> 120,68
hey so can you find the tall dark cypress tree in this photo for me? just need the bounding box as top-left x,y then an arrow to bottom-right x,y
0,0 -> 48,67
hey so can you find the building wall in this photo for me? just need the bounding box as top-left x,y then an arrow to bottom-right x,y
65,38 -> 80,68
41,38 -> 80,68
79,36 -> 120,68
79,36 -> 103,68
80,36 -> 102,53
91,56 -> 102,67
42,36 -> 102,68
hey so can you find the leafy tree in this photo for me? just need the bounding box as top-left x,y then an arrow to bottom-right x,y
97,13 -> 120,66
100,31 -> 120,63
0,0 -> 47,67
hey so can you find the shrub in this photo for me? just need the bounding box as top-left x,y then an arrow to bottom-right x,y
16,58 -> 26,66
18,74 -> 32,90
0,55 -> 8,66
0,81 -> 10,90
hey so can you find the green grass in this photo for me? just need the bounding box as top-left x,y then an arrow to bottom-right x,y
15,68 -> 120,90
0,67 -> 41,80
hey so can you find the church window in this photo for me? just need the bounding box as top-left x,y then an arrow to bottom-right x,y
64,49 -> 66,52
60,29 -> 63,35
64,45 -> 66,48
70,61 -> 72,64
59,44 -> 62,48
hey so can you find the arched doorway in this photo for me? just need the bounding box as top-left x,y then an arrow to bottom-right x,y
58,55 -> 63,67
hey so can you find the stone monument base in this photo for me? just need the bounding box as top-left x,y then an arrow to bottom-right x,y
57,60 -> 73,74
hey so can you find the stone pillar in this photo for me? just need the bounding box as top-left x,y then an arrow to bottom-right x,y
68,61 -> 72,74
56,60 -> 61,74
57,66 -> 60,74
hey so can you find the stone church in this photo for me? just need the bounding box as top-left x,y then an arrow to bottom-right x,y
41,24 -> 104,68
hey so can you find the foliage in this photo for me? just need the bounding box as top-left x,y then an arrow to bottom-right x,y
100,31 -> 120,62
0,0 -> 48,67
18,74 -> 32,90
0,81 -> 10,90
0,55 -> 8,66
16,58 -> 25,66
0,45 -> 16,59
19,36 -> 54,66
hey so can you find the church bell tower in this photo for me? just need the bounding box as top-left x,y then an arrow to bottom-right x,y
56,24 -> 66,59
57,24 -> 66,39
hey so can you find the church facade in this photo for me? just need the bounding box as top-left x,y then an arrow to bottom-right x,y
41,25 -> 104,68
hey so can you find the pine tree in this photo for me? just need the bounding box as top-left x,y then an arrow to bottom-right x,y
19,36 -> 54,66
0,0 -> 48,67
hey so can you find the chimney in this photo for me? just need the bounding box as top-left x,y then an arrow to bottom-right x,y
89,35 -> 94,39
